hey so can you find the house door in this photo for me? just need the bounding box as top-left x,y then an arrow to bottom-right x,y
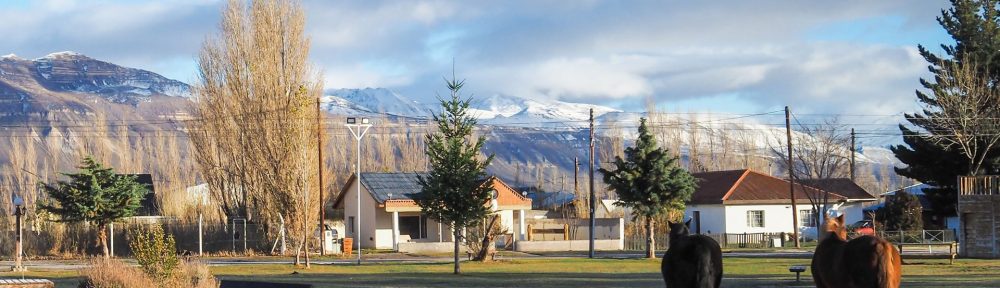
693,211 -> 702,234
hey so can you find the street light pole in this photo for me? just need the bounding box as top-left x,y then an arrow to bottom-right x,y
12,194 -> 25,272
346,117 -> 372,265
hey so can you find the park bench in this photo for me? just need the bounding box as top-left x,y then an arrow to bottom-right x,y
0,279 -> 54,288
788,265 -> 807,282
896,242 -> 957,264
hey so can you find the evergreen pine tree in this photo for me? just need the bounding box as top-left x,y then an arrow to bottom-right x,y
415,72 -> 494,274
600,118 -> 697,259
892,0 -> 1000,217
882,191 -> 924,232
37,156 -> 149,258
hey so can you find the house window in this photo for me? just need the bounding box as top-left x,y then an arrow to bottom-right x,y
747,210 -> 765,228
800,210 -> 816,227
348,216 -> 355,234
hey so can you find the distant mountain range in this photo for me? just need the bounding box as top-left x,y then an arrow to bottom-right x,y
0,52 -> 903,193
322,87 -> 619,129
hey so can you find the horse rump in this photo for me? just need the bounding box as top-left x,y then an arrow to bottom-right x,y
844,235 -> 902,288
662,235 -> 722,288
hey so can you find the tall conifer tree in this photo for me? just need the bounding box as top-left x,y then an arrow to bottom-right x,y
600,118 -> 697,259
892,0 -> 1000,217
416,72 -> 494,274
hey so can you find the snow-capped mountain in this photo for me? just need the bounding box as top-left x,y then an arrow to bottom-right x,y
322,87 -> 621,128
1,51 -> 190,106
324,88 -> 429,118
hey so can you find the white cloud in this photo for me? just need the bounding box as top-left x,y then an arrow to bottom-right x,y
0,0 -> 950,116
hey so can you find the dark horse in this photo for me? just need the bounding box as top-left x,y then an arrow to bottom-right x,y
812,214 -> 901,288
662,219 -> 723,288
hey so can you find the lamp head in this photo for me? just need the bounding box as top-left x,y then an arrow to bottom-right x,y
346,117 -> 356,124
11,194 -> 23,207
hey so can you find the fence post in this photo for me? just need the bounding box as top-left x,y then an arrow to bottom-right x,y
563,224 -> 569,241
619,218 -> 625,251
198,212 -> 203,257
109,222 -> 114,258
243,219 -> 248,254
527,224 -> 532,241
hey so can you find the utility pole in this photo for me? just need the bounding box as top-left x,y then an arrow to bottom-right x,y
588,108 -> 596,258
850,128 -> 856,182
785,106 -> 800,248
316,98 -> 326,256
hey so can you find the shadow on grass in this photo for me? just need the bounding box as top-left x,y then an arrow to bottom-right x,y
218,272 -> 825,288
219,272 -> 663,288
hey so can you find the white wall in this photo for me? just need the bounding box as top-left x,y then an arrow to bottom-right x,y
374,210 -> 394,249
498,210 -> 514,232
687,202 -> 865,235
343,180 -> 379,249
684,205 -> 726,234
724,204 -> 816,234
840,202 -> 868,224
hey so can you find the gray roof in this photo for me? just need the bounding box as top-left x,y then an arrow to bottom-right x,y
359,172 -> 429,203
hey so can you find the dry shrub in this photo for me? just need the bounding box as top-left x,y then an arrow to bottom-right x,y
79,259 -> 152,288
79,259 -> 218,288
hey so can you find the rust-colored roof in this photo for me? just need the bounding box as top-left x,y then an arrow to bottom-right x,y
491,177 -> 532,207
690,169 -> 847,205
798,178 -> 876,200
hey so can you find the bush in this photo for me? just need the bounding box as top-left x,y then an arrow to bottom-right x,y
129,225 -> 179,281
79,259 -> 218,288
79,259 -> 153,288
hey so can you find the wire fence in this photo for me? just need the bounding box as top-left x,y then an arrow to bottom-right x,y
624,232 -> 786,251
0,217 -> 326,258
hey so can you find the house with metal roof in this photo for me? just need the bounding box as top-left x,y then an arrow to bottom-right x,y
682,169 -> 871,239
332,172 -> 532,251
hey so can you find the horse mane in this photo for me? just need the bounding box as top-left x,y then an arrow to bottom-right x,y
823,214 -> 847,241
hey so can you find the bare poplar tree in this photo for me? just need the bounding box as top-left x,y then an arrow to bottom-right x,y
770,117 -> 852,179
920,58 -> 1000,175
189,0 -> 321,266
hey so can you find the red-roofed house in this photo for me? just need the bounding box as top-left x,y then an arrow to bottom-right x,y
682,169 -> 871,238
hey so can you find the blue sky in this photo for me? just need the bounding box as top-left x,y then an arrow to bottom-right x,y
0,0 -> 953,117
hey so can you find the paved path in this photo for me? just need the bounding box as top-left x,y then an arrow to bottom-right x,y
0,247 -> 954,270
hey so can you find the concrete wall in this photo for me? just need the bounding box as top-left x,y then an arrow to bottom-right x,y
515,239 -> 622,252
525,218 -> 622,241
398,242 -> 465,254
958,195 -> 1000,258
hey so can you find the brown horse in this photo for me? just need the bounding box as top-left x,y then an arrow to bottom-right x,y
812,214 -> 901,288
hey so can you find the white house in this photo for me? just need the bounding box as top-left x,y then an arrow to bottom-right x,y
683,169 -> 874,237
332,172 -> 532,252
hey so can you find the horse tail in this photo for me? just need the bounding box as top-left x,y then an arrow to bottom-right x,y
875,240 -> 901,288
693,241 -> 718,288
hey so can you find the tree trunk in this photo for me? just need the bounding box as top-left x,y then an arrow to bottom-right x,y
97,224 -> 109,259
294,243 -> 302,266
646,217 -> 656,259
453,228 -> 461,274
474,215 -> 500,262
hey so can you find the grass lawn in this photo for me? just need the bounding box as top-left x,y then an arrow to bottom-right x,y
3,257 -> 1000,287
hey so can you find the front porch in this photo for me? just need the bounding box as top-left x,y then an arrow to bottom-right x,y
377,206 -> 530,253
